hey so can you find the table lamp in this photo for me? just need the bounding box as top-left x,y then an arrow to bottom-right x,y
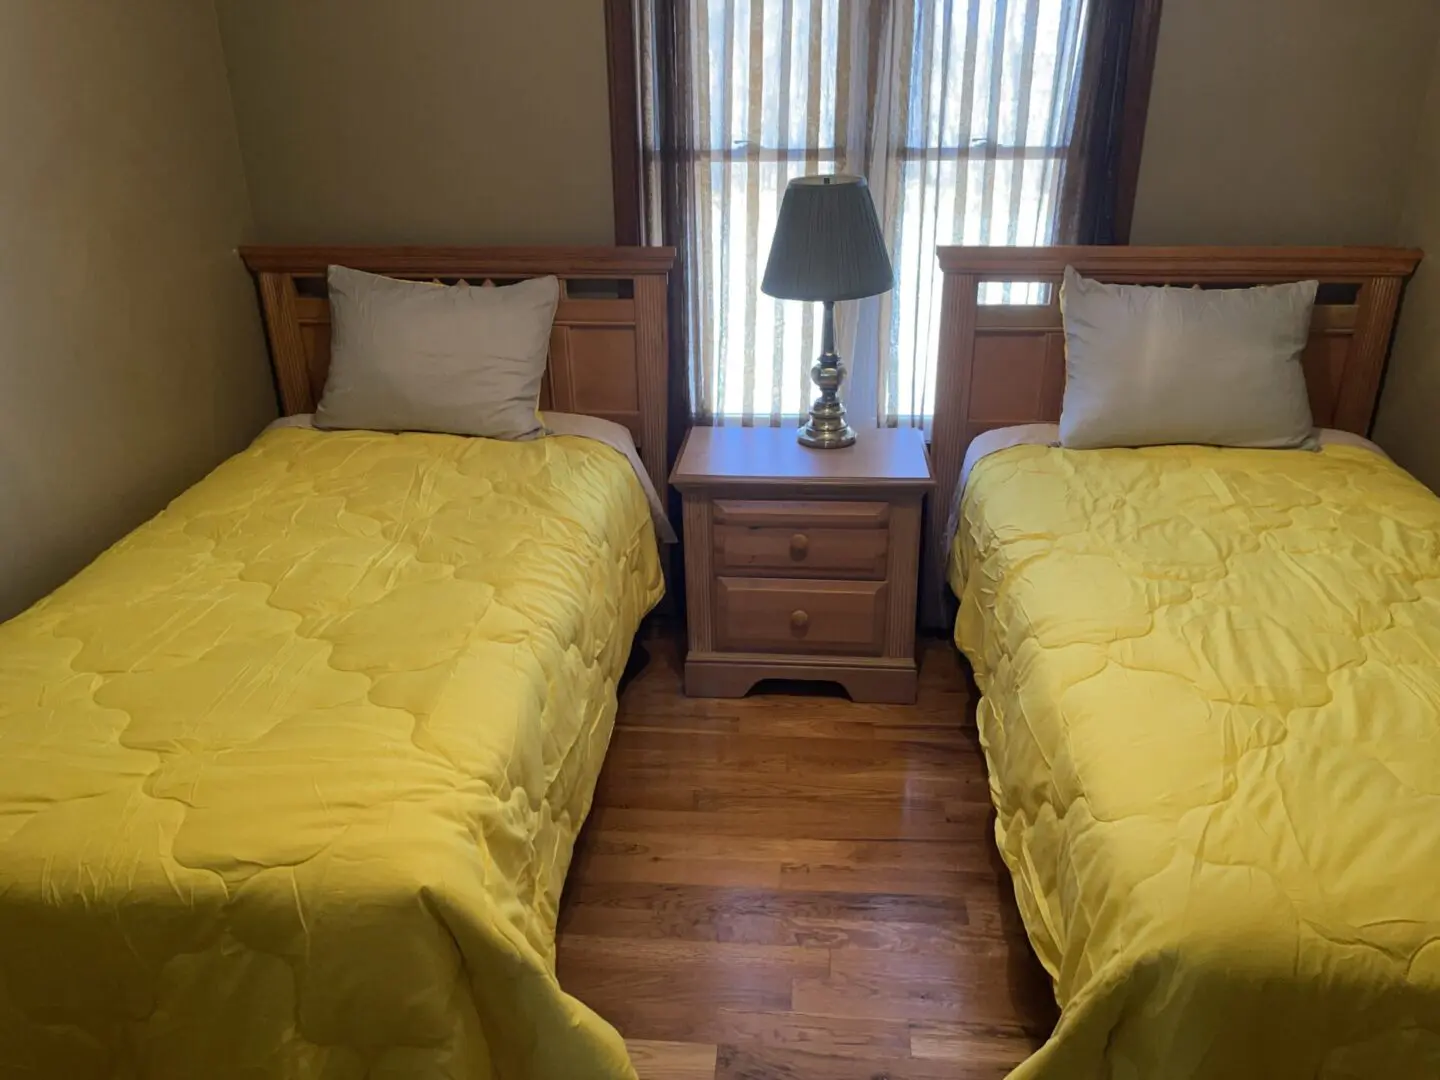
761,174 -> 894,449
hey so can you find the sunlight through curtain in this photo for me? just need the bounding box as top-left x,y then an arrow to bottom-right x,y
869,0 -> 1090,430
659,0 -> 1092,428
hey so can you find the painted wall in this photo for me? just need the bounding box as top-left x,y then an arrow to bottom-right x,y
1130,0 -> 1440,246
1374,34 -> 1440,493
215,0 -> 616,245
0,1 -> 274,619
7,0 -> 1439,621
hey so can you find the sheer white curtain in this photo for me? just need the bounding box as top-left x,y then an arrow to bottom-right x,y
680,0 -> 869,425
865,0 -> 1089,430
679,0 -> 1091,428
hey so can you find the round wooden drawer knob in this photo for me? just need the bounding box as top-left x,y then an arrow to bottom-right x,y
790,533 -> 810,558
790,609 -> 810,632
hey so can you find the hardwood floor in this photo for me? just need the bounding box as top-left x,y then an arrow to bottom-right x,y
557,635 -> 1058,1079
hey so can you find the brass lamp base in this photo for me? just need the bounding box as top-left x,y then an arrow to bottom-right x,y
798,411 -> 857,449
797,299 -> 858,450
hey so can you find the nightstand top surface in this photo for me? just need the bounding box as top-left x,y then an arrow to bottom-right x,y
671,426 -> 932,489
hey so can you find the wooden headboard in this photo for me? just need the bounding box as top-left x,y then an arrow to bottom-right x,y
924,245 -> 1422,620
238,245 -> 677,501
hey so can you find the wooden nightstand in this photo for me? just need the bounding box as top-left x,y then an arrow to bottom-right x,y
670,427 -> 933,704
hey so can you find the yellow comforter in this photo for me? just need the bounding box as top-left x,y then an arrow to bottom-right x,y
951,443 -> 1440,1080
0,427 -> 662,1080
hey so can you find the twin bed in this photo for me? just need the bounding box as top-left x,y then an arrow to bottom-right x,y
931,247 -> 1440,1078
0,248 -> 672,1079
1,242 -> 1437,1080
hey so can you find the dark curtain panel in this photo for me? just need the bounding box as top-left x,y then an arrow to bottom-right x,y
637,0 -> 697,457
1057,0 -> 1162,245
635,0 -> 697,615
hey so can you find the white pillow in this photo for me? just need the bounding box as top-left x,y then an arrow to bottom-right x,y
1058,267 -> 1319,450
314,265 -> 559,440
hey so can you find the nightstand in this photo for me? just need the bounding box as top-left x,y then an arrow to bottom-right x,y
670,426 -> 933,704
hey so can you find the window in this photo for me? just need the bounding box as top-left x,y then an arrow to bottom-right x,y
885,0 -> 1088,427
687,0 -> 856,425
620,0 -> 1157,428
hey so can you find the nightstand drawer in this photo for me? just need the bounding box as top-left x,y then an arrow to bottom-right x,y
713,499 -> 890,529
714,524 -> 888,578
714,578 -> 887,655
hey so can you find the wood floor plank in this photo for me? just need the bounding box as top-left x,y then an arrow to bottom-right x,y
713,1043 -> 1002,1079
625,1039 -> 718,1080
558,882 -> 992,948
710,1009 -> 912,1060
585,832 -> 986,870
793,952 -> 1057,1031
564,882 -> 972,924
834,947 -> 1057,1031
557,936 -> 829,1032
606,749 -> 791,775
573,850 -> 785,889
620,714 -> 746,735
609,727 -> 981,770
733,714 -> 976,744
600,767 -> 980,803
909,1021 -> 1049,1066
585,804 -> 977,841
790,971 -> 979,1026
559,935 -> 830,977
619,688 -> 968,725
558,636 -> 1054,1080
777,861 -> 1011,899
829,940 -> 1018,980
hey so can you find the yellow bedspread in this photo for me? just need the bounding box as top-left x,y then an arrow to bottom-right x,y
0,427 -> 663,1080
951,443 -> 1440,1080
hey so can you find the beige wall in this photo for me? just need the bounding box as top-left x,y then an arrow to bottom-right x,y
0,2 -> 275,619
8,0 -> 1440,623
215,0 -> 615,245
1131,0 -> 1440,246
1374,36 -> 1440,492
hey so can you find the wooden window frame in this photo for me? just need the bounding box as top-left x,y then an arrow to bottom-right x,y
605,0 -> 645,246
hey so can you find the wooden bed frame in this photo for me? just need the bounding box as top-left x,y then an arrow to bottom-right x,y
925,245 -> 1423,618
238,245 -> 677,505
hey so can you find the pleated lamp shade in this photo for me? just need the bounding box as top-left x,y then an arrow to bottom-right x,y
761,175 -> 894,302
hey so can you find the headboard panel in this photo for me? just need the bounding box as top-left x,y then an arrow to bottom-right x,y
924,245 -> 1421,623
239,245 -> 677,503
